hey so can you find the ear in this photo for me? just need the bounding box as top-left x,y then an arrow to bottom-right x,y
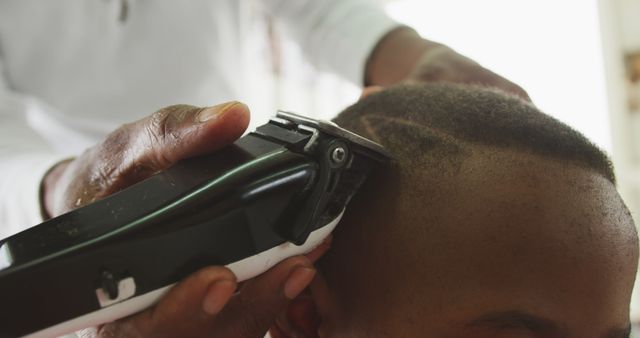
270,272 -> 337,338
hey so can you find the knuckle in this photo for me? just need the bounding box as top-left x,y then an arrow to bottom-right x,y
147,104 -> 197,144
91,162 -> 116,192
101,123 -> 132,156
148,109 -> 173,144
144,105 -> 200,166
91,124 -> 133,193
145,112 -> 174,167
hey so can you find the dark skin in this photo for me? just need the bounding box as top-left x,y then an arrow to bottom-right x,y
41,27 -> 530,336
273,146 -> 638,338
44,102 -> 249,217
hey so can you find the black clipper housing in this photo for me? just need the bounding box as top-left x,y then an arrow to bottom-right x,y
0,111 -> 390,337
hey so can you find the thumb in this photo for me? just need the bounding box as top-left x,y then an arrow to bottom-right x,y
42,101 -> 249,216
137,101 -> 250,169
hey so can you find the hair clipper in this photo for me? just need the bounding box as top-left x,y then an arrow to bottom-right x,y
0,111 -> 390,338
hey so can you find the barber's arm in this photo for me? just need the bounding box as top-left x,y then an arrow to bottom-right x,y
365,26 -> 530,100
261,0 -> 529,100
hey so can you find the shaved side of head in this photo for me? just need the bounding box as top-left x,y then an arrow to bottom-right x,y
314,84 -> 638,338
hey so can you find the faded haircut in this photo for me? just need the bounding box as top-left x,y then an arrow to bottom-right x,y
333,83 -> 615,184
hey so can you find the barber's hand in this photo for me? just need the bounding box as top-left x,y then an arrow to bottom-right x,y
42,101 -> 331,337
407,43 -> 531,101
97,249 -> 326,338
43,101 -> 249,217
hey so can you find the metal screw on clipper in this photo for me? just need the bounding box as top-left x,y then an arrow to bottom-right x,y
331,147 -> 346,164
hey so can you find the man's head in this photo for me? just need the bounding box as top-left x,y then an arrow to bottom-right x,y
273,83 -> 639,338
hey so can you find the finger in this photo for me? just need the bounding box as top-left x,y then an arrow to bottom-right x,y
231,238 -> 330,308
511,85 -> 532,102
94,101 -> 250,194
472,70 -> 532,102
483,76 -> 531,102
213,256 -> 316,337
99,266 -> 237,338
139,101 -> 250,168
495,83 -> 532,102
152,266 -> 237,320
304,234 -> 332,263
360,86 -> 384,100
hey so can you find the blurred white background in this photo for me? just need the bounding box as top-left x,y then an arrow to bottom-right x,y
387,0 -> 612,151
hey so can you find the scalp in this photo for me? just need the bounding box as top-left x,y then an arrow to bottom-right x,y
320,83 -> 637,330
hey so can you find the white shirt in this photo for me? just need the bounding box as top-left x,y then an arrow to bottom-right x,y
0,0 -> 398,238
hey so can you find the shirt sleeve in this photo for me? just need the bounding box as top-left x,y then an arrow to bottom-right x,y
260,0 -> 400,85
0,57 -> 65,239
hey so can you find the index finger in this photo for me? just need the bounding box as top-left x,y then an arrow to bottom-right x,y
97,266 -> 237,338
304,234 -> 332,263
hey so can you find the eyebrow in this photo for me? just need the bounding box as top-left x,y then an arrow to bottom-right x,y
466,310 -> 563,335
466,310 -> 631,338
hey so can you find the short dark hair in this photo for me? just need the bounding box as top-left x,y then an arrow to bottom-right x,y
334,83 -> 615,184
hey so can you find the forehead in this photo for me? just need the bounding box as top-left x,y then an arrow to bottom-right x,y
383,148 -> 638,333
424,147 -> 636,275
451,147 -> 634,242
322,145 -> 638,338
